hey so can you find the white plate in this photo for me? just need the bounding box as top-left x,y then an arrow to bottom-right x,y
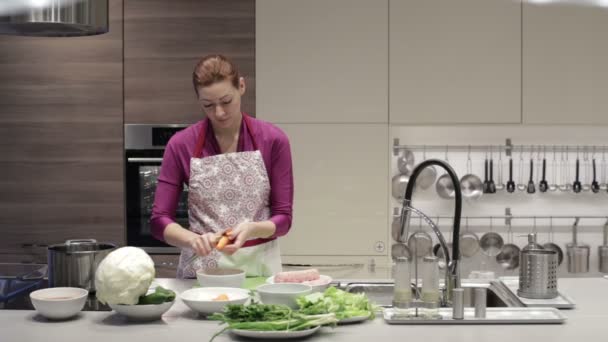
231,326 -> 320,339
266,275 -> 332,293
338,314 -> 371,324
180,287 -> 250,315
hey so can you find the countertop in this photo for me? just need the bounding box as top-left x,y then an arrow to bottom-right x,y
2,277 -> 608,342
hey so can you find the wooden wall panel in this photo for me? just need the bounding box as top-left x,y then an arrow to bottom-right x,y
124,0 -> 256,124
0,0 -> 125,260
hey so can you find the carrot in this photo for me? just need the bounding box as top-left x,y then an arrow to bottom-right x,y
213,294 -> 229,301
216,236 -> 230,250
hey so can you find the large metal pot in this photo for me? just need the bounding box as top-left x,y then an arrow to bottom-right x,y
47,239 -> 116,292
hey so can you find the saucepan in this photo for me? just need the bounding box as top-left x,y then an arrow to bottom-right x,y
47,239 -> 116,292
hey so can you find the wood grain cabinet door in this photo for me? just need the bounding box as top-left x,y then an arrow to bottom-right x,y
124,0 -> 256,124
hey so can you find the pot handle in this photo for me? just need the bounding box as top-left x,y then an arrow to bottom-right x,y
17,265 -> 48,281
65,239 -> 98,245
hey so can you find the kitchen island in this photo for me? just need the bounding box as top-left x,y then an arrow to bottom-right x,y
3,277 -> 607,342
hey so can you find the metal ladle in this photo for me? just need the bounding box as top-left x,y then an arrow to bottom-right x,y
583,148 -> 591,192
460,146 -> 483,201
459,217 -> 480,258
407,216 -> 433,258
397,149 -> 415,175
517,146 -> 526,192
480,217 -> 504,257
559,147 -> 572,192
542,217 -> 564,266
548,146 -> 558,192
495,145 -> 505,191
496,219 -> 520,270
436,146 -> 455,199
391,173 -> 410,200
417,146 -> 437,190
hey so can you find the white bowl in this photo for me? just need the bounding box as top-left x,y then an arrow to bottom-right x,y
30,287 -> 88,320
181,287 -> 250,316
109,301 -> 174,321
256,283 -> 312,309
266,274 -> 332,293
196,268 -> 245,288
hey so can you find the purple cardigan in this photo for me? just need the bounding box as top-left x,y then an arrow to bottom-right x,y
150,116 -> 294,245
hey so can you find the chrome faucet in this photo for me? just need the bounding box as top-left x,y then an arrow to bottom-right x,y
397,159 -> 462,305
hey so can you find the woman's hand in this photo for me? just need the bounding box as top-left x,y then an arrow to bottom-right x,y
221,221 -> 277,255
188,232 -> 220,256
221,222 -> 254,255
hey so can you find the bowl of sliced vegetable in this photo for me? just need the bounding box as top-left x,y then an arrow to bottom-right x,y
180,287 -> 250,316
108,286 -> 176,321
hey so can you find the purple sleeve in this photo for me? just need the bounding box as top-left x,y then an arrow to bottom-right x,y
150,141 -> 186,242
267,130 -> 294,238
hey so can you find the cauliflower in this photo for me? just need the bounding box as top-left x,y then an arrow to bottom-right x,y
95,246 -> 155,305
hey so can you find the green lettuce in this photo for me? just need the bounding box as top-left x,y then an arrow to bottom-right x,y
296,287 -> 375,320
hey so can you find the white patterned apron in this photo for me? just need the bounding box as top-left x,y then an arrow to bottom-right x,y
177,114 -> 282,279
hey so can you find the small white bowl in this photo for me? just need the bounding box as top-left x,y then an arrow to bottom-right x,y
266,275 -> 333,293
181,287 -> 250,316
30,287 -> 88,320
196,268 -> 245,288
109,301 -> 174,321
256,283 -> 312,309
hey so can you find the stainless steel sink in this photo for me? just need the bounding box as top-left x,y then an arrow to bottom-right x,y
340,281 -> 521,308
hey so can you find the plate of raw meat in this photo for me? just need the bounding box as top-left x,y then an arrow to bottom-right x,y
266,269 -> 332,293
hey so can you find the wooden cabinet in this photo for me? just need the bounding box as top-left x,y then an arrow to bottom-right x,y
276,124 -> 388,257
523,3 -> 608,124
389,0 -> 521,124
124,0 -> 255,124
256,0 -> 388,124
0,0 -> 124,261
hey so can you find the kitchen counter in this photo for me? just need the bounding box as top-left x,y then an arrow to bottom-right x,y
2,277 -> 608,342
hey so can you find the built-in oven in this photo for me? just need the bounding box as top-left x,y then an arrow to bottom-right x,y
124,124 -> 190,254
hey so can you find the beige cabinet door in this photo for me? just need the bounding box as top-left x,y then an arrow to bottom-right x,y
390,0 -> 521,124
523,3 -> 608,124
276,124 -> 388,256
256,0 -> 388,124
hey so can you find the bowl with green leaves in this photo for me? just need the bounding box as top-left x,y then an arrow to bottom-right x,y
108,286 -> 176,321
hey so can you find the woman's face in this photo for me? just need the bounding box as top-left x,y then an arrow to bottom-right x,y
197,78 -> 245,130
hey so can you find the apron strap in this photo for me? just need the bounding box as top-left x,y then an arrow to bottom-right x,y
193,113 -> 258,158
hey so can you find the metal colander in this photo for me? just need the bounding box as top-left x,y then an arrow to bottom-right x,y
517,234 -> 558,299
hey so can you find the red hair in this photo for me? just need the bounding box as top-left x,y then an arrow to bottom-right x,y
192,54 -> 240,95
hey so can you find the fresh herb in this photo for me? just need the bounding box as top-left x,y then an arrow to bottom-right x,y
137,286 -> 176,305
208,302 -> 337,342
296,287 -> 376,320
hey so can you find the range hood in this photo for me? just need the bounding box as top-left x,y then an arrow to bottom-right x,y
0,0 -> 108,37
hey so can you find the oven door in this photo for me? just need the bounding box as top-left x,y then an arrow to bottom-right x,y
125,150 -> 188,254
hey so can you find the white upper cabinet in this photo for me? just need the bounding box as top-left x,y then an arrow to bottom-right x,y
276,124 -> 389,257
390,0 -> 521,124
523,3 -> 608,124
256,0 -> 388,123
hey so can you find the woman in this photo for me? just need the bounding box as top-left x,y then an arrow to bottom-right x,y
150,54 -> 293,279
